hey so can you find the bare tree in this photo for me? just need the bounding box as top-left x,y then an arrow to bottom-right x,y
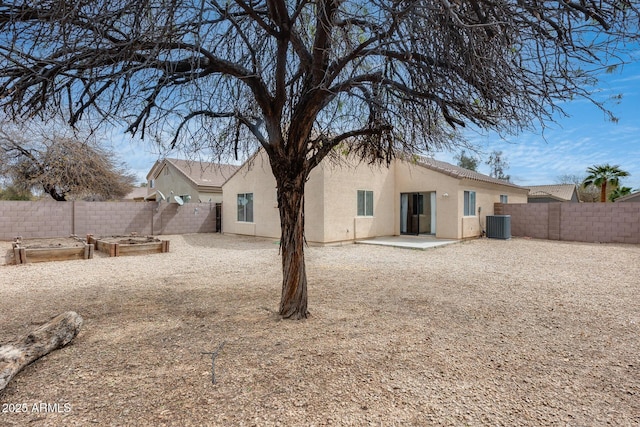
0,123 -> 135,201
556,174 -> 599,202
0,1 -> 637,318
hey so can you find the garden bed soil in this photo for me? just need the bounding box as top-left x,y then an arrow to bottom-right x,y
13,237 -> 86,249
8,237 -> 92,265
87,235 -> 169,257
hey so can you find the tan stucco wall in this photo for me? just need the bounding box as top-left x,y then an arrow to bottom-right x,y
150,163 -> 223,204
195,191 -> 223,204
457,179 -> 529,238
304,166 -> 325,242
394,161 -> 461,239
222,153 -> 281,239
222,151 -> 529,242
320,160 -> 396,243
222,153 -> 396,243
151,164 -> 193,202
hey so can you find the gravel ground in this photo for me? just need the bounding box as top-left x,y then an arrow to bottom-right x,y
0,234 -> 639,426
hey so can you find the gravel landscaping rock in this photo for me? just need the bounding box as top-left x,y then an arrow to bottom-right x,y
0,234 -> 638,426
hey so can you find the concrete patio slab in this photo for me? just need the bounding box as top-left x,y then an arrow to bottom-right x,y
355,235 -> 459,250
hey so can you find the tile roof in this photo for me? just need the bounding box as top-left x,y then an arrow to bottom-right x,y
150,158 -> 240,188
527,184 -> 577,201
614,191 -> 640,202
222,150 -> 526,190
124,186 -> 148,200
412,156 -> 525,189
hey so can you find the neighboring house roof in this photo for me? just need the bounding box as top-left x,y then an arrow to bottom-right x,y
614,191 -> 640,203
124,186 -> 148,200
527,184 -> 578,202
413,156 -> 525,189
147,158 -> 240,189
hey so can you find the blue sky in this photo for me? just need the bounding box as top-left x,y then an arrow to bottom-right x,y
436,59 -> 640,190
119,59 -> 640,191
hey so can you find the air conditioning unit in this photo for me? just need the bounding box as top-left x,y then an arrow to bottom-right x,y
486,215 -> 511,239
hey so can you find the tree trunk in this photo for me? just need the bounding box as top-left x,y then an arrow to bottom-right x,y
600,182 -> 607,202
0,311 -> 83,392
276,170 -> 309,319
43,184 -> 66,201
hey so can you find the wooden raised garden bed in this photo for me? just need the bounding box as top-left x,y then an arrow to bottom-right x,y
11,236 -> 94,265
87,234 -> 169,257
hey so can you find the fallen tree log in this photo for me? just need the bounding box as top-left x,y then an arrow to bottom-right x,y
0,311 -> 83,393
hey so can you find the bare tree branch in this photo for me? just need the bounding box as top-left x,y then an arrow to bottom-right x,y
0,0 -> 637,317
0,120 -> 136,201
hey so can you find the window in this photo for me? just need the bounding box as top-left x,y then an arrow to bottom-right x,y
357,190 -> 374,216
237,193 -> 254,222
464,191 -> 476,216
500,194 -> 508,203
149,179 -> 155,189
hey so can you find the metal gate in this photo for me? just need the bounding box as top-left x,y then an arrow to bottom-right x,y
215,203 -> 222,232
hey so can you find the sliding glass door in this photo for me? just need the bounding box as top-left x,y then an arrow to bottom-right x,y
400,192 -> 435,235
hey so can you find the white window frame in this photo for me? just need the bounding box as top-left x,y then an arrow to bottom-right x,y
237,193 -> 254,222
464,191 -> 476,216
500,194 -> 508,203
357,190 -> 374,217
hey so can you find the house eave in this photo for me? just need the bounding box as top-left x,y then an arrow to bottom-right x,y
195,184 -> 223,193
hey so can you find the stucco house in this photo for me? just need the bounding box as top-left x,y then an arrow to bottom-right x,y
145,158 -> 239,204
222,150 -> 529,244
527,184 -> 580,203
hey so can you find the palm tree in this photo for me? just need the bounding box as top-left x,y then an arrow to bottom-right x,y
609,186 -> 633,202
582,164 -> 630,202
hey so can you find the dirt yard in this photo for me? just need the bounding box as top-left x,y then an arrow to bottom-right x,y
0,234 -> 638,426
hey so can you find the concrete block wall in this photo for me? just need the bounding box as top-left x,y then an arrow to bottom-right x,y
560,203 -> 594,242
495,203 -> 549,239
548,203 -> 561,240
560,203 -> 640,244
75,201 -> 154,237
496,202 -> 640,244
155,202 -> 218,235
0,201 -> 73,240
0,201 -> 216,240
